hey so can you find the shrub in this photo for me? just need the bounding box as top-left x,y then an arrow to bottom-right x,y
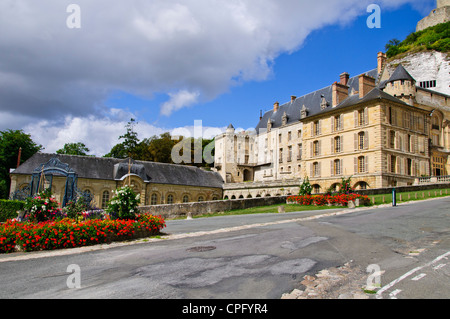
299,177 -> 312,196
0,199 -> 25,222
23,189 -> 63,223
106,186 -> 140,220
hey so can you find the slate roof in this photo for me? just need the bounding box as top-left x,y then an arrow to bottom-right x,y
387,64 -> 416,83
255,68 -> 380,132
12,153 -> 224,189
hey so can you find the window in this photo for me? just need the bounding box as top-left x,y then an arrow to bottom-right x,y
279,134 -> 282,143
407,135 -> 412,152
313,141 -> 320,157
288,131 -> 292,141
407,158 -> 412,176
279,148 -> 283,163
312,162 -> 320,177
389,131 -> 396,149
297,144 -> 303,160
101,191 -> 110,209
419,80 -> 436,89
359,110 -> 365,126
334,136 -> 341,153
334,115 -> 342,131
358,132 -> 365,150
313,121 -> 321,136
150,193 -> 158,205
182,195 -> 189,203
288,146 -> 292,162
334,159 -> 342,176
198,196 -> 204,202
391,156 -> 397,173
358,156 -> 366,174
167,194 -> 174,204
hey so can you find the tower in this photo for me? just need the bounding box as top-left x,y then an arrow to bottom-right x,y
417,0 -> 450,32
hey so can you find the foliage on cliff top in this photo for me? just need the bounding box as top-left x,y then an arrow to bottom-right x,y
385,21 -> 449,59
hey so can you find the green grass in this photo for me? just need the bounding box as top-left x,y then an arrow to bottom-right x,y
368,188 -> 450,206
191,203 -> 341,219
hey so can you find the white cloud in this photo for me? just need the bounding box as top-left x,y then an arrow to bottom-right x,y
0,0 -> 430,152
160,90 -> 200,116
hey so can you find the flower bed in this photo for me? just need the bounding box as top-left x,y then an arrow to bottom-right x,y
287,194 -> 370,207
0,213 -> 166,254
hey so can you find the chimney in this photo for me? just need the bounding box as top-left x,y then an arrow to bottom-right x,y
332,81 -> 349,107
273,102 -> 280,112
359,74 -> 376,98
16,147 -> 22,168
377,52 -> 387,75
291,96 -> 297,103
260,110 -> 263,121
340,72 -> 349,86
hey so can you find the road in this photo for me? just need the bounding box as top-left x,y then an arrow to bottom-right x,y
0,197 -> 449,300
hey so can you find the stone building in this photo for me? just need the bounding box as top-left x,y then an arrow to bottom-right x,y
416,0 -> 449,32
9,153 -> 224,208
215,48 -> 450,196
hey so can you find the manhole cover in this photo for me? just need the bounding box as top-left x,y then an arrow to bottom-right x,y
186,246 -> 216,252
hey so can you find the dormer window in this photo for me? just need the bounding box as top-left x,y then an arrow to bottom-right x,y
301,105 -> 309,119
320,95 -> 329,110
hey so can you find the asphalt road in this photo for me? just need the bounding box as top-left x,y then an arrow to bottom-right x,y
0,197 -> 449,300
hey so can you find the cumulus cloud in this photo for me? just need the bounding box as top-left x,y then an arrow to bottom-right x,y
0,0 -> 429,152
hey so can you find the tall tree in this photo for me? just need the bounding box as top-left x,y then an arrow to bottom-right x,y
0,129 -> 43,199
104,118 -> 139,158
56,142 -> 90,156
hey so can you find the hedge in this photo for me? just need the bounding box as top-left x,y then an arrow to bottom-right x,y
0,200 -> 25,223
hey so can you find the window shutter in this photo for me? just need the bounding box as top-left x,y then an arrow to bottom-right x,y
354,157 -> 358,174
331,116 -> 335,132
341,135 -> 344,153
318,140 -> 321,156
340,159 -> 343,175
318,162 -> 321,177
354,110 -> 358,127
311,122 -> 314,137
331,137 -> 334,154
330,160 -> 334,176
364,131 -> 369,150
387,155 -> 391,173
340,114 -> 344,130
397,157 -> 401,174
364,107 -> 369,125
310,142 -> 313,158
319,120 -> 322,135
354,133 -> 358,151
365,156 -> 369,173
310,163 -> 313,177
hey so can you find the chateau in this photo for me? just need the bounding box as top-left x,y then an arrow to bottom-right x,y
214,2 -> 450,199
9,1 -> 450,206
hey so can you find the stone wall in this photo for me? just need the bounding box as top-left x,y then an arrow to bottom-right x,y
353,182 -> 450,196
138,196 -> 288,219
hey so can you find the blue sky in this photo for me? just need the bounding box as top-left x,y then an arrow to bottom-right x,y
0,0 -> 436,156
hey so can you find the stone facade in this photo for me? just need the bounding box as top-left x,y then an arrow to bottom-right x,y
10,153 -> 223,208
215,50 -> 450,196
416,0 -> 450,32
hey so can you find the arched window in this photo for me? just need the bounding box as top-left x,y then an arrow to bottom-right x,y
198,196 -> 204,202
167,194 -> 174,204
101,191 -> 110,209
182,195 -> 189,203
150,193 -> 158,206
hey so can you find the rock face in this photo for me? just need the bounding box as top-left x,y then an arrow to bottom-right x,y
381,51 -> 450,97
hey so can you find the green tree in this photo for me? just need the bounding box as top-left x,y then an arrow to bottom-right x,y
56,142 -> 90,156
0,129 -> 43,199
299,177 -> 312,196
104,118 -> 140,158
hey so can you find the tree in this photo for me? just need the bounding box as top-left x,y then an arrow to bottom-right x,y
104,119 -> 139,158
299,177 -> 312,196
56,142 -> 90,156
0,129 -> 43,199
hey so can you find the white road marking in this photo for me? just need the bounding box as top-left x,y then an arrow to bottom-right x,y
433,263 -> 446,270
411,273 -> 427,281
376,251 -> 450,299
389,289 -> 402,299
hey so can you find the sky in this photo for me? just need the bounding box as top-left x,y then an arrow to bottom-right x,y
0,0 -> 436,156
